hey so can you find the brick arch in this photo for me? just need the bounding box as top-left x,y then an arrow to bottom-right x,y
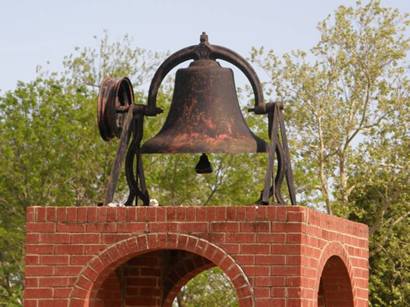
315,241 -> 354,307
69,232 -> 254,307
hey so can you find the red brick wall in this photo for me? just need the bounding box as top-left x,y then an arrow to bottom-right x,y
24,206 -> 368,307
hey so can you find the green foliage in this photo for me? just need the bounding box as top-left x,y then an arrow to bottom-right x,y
0,227 -> 23,306
251,0 -> 409,305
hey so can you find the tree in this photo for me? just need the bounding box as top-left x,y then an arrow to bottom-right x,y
0,78 -> 108,305
349,139 -> 409,305
348,102 -> 409,305
251,0 -> 409,214
251,0 -> 409,305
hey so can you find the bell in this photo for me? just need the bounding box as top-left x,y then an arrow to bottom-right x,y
141,58 -> 267,154
98,33 -> 297,206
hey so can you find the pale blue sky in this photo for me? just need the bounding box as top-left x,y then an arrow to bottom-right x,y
1,0 -> 409,92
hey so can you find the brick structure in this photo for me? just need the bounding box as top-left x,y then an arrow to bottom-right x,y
24,206 -> 368,306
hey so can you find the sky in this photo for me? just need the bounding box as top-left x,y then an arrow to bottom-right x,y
1,0 -> 409,92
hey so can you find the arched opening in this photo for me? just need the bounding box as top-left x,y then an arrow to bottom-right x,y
90,250 -> 238,307
70,233 -> 254,307
318,256 -> 354,307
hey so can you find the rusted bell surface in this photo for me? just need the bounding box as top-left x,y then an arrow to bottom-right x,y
142,59 -> 267,153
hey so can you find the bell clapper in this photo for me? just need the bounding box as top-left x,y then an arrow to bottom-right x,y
195,153 -> 213,174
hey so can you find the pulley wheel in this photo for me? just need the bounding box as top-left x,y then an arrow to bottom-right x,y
97,77 -> 134,141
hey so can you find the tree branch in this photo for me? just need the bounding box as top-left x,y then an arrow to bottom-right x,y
204,159 -> 225,206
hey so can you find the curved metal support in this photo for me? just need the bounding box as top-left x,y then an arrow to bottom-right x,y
125,112 -> 149,206
147,32 -> 266,116
104,104 -> 135,205
274,143 -> 286,204
277,106 -> 297,205
259,102 -> 296,205
146,45 -> 197,116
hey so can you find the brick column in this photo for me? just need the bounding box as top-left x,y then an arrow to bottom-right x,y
24,206 -> 368,307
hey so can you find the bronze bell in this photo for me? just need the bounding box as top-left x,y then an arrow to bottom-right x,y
141,32 -> 267,154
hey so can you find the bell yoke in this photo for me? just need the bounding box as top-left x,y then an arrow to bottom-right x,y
97,32 -> 296,207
